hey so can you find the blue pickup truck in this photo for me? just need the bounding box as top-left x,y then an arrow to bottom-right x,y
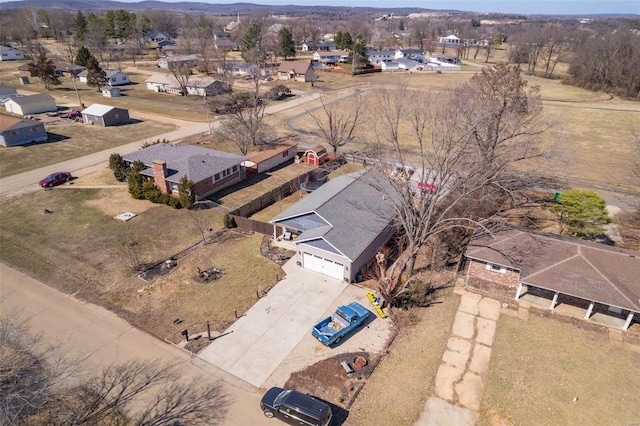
312,302 -> 370,346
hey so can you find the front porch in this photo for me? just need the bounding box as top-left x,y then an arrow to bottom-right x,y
515,283 -> 637,331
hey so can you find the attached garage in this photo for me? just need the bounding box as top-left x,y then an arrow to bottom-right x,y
302,252 -> 344,280
271,169 -> 397,282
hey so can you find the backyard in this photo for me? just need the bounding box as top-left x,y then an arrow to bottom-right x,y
480,313 -> 640,425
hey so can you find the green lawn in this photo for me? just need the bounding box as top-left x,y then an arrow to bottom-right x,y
0,118 -> 176,177
480,314 -> 640,426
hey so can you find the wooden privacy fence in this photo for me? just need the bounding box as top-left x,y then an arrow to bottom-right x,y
231,216 -> 275,235
227,171 -> 311,234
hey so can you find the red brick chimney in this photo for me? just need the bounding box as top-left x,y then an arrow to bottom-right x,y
152,160 -> 169,193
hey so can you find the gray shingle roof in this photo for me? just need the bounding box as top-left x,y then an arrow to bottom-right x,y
271,169 -> 397,261
8,93 -> 55,106
124,143 -> 246,184
466,226 -> 640,312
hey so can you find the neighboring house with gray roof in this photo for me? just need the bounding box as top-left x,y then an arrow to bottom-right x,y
0,45 -> 25,61
0,114 -> 47,146
464,225 -> 640,331
79,69 -> 130,86
81,104 -> 129,126
123,143 -> 247,199
4,93 -> 56,116
270,169 -> 397,282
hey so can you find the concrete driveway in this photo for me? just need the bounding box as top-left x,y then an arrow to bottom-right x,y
198,260 -> 348,388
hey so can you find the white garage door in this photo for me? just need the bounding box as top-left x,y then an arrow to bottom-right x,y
302,252 -> 344,280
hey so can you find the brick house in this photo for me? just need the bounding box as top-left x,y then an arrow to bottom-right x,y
123,143 -> 247,200
464,225 -> 640,331
277,61 -> 316,83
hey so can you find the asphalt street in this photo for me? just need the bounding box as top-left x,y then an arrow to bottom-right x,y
0,262 -> 271,426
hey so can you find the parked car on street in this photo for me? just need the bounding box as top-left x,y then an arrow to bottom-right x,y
260,387 -> 332,426
39,172 -> 72,188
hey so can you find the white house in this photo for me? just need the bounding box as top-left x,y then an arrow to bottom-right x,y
145,74 -> 228,97
368,49 -> 396,64
426,58 -> 461,71
395,58 -> 422,70
380,61 -> 400,71
312,51 -> 347,65
394,48 -> 426,62
79,69 -> 130,86
158,55 -> 198,70
102,87 -> 121,97
4,93 -> 56,116
0,45 -> 25,61
216,61 -> 260,76
439,35 -> 461,45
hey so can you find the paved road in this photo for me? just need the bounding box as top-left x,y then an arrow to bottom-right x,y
0,91 -> 320,200
0,262 -> 270,426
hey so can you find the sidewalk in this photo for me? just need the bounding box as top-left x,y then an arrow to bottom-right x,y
415,288 -> 501,426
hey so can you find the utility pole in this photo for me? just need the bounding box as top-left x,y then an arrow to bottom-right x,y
203,94 -> 212,135
71,73 -> 83,109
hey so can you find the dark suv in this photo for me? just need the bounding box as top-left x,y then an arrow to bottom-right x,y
260,387 -> 332,426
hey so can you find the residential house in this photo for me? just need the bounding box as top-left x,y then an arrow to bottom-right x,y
367,49 -> 396,64
216,61 -> 259,77
312,50 -> 348,65
145,74 -> 228,96
53,63 -> 86,77
380,61 -> 400,71
244,141 -> 298,174
123,143 -> 247,199
0,85 -> 17,100
464,225 -> 640,331
81,104 -> 129,126
158,55 -> 198,70
17,64 -> 35,77
277,61 -> 316,83
213,32 -> 238,50
146,30 -> 173,45
316,41 -> 338,51
394,48 -> 426,62
79,69 -> 130,86
0,45 -> 25,61
0,115 -> 47,146
438,35 -> 461,45
395,58 -> 422,70
4,93 -> 56,116
270,169 -> 397,282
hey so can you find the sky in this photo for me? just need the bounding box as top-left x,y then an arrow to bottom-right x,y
0,0 -> 637,14
77,0 -> 639,15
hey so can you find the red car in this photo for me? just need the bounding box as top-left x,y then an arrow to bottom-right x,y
39,172 -> 72,188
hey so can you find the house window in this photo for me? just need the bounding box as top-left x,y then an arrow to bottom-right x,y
486,263 -> 507,274
232,165 -> 238,172
214,173 -> 220,181
115,114 -> 119,119
282,151 -> 289,158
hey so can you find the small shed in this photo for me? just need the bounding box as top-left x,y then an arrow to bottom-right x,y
303,146 -> 328,166
102,87 -> 121,97
81,104 -> 129,127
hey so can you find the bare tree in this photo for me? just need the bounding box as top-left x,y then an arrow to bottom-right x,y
369,64 -> 551,305
215,69 -> 271,154
307,93 -> 365,154
169,62 -> 193,96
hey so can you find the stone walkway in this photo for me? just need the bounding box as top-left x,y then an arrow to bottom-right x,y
415,289 -> 502,426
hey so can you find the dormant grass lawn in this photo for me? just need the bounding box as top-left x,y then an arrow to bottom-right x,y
0,186 -> 278,338
0,117 -> 176,177
346,291 -> 460,426
480,314 -> 640,426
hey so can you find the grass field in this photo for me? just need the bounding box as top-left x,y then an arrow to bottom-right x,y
480,314 -> 640,426
0,117 -> 176,177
